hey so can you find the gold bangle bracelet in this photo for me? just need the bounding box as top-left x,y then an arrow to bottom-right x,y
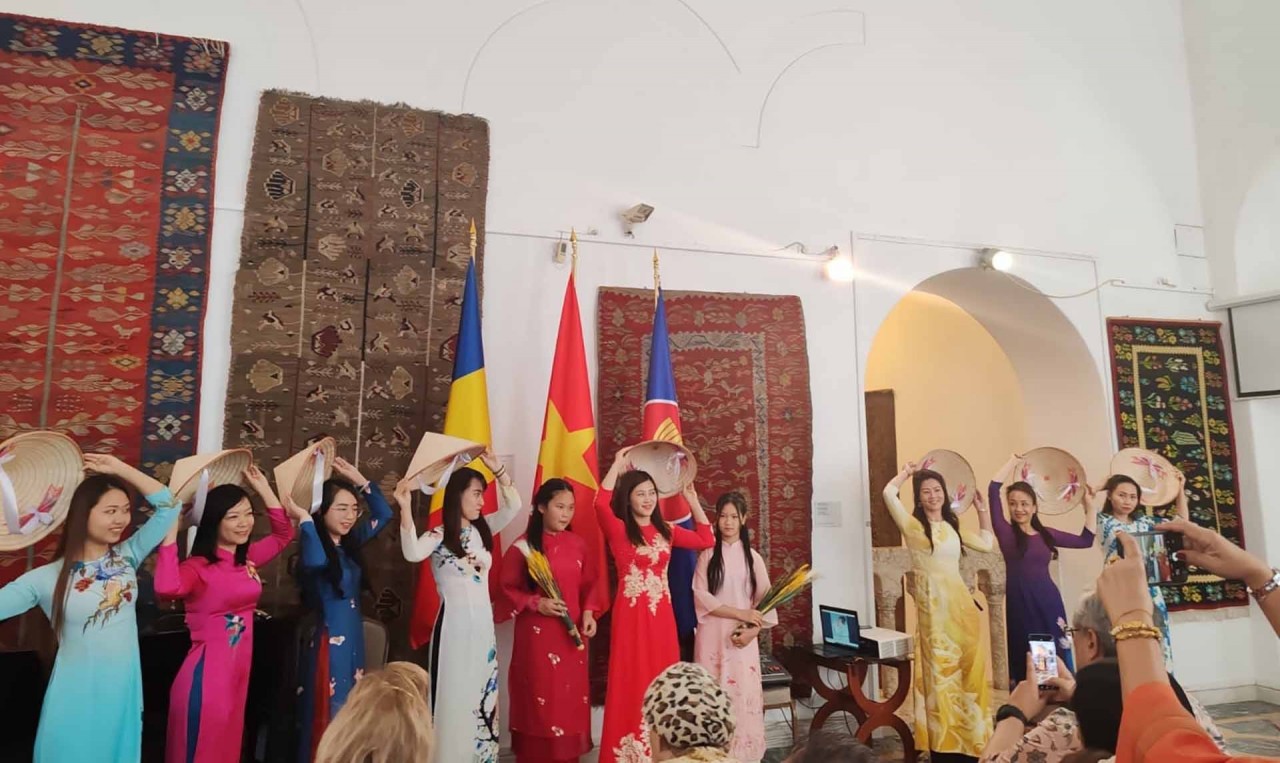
1114,628 -> 1161,642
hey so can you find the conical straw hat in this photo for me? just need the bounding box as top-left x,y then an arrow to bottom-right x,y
907,449 -> 977,514
1110,448 -> 1180,506
628,439 -> 697,498
169,449 -> 253,523
406,432 -> 485,495
0,431 -> 83,552
1013,447 -> 1088,516
273,438 -> 337,513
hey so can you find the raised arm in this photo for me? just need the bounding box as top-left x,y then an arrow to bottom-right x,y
478,448 -> 522,534
298,520 -> 330,570
987,480 -> 1016,553
671,482 -> 714,551
882,463 -> 919,534
0,565 -> 48,621
392,474 -> 446,563
1045,524 -> 1095,550
1171,471 -> 1190,523
246,465 -> 297,566
594,447 -> 633,537
964,489 -> 996,553
671,517 -> 714,550
154,545 -> 204,600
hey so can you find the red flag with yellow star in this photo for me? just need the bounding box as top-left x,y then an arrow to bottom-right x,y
525,268 -> 609,616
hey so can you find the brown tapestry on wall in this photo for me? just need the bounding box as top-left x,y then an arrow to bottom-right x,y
221,91 -> 488,660
592,287 -> 814,703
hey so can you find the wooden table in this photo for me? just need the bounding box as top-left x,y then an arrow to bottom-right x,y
778,644 -> 916,761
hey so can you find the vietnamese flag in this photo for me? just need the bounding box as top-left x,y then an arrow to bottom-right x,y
522,267 -> 609,616
408,247 -> 504,649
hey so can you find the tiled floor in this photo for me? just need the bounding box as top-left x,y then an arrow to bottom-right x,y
760,701 -> 1280,761
1208,701 -> 1280,757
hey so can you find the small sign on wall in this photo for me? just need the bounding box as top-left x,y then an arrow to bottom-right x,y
813,500 -> 842,528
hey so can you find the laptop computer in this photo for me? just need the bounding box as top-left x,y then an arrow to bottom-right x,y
816,604 -> 861,658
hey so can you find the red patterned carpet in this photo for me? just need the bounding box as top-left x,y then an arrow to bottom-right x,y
592,287 -> 814,701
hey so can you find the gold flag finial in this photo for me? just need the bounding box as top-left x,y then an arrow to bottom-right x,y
469,218 -> 477,259
570,228 -> 579,274
653,249 -> 661,306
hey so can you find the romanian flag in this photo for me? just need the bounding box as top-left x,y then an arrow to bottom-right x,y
525,267 -> 608,615
408,251 -> 503,649
643,287 -> 698,640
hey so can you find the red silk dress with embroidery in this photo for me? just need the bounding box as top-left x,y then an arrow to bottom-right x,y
594,488 -> 713,763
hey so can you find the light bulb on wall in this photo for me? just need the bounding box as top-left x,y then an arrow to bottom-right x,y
823,248 -> 856,282
979,248 -> 1014,272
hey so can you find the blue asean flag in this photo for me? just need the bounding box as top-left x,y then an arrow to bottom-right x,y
642,288 -> 698,640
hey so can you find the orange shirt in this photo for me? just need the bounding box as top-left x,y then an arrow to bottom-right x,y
1118,682 -> 1274,762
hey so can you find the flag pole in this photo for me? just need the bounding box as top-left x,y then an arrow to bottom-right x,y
469,218 -> 478,260
570,228 -> 579,276
653,249 -> 661,307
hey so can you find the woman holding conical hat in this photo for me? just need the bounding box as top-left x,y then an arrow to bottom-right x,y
988,452 -> 1097,686
595,443 -> 714,763
884,459 -> 995,761
155,449 -> 306,763
394,433 -> 522,763
0,435 -> 180,763
291,441 -> 393,763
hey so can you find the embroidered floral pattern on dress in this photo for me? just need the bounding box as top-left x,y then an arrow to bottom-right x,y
224,613 -> 246,647
475,641 -> 500,760
613,727 -> 651,763
623,563 -> 669,615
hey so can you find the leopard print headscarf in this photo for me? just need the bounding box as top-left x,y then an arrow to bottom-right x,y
642,662 -> 736,751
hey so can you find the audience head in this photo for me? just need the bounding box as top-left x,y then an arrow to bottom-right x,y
1070,660 -> 1123,753
1071,590 -> 1118,667
315,662 -> 432,763
643,662 -> 735,760
784,729 -> 879,762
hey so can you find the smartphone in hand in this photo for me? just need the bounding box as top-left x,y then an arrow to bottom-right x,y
1124,530 -> 1190,584
1029,634 -> 1058,690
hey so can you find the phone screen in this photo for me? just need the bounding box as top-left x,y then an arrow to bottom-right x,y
1130,530 -> 1189,584
1029,634 -> 1057,688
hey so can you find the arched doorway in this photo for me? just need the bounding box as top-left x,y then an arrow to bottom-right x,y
861,262 -> 1112,709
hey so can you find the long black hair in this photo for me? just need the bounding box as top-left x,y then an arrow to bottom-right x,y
527,478 -> 574,554
911,469 -> 962,554
51,475 -> 134,641
707,492 -> 758,599
1101,474 -> 1143,515
611,470 -> 671,547
1006,481 -> 1058,560
309,478 -> 373,598
190,484 -> 252,566
441,467 -> 493,558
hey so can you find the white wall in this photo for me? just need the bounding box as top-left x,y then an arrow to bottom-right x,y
11,0 -> 1270,701
1183,0 -> 1280,695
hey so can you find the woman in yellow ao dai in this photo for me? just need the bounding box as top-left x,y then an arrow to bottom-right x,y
883,461 -> 995,762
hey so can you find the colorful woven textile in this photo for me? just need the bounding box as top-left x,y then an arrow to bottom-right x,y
592,288 -> 814,701
1107,318 -> 1248,610
222,91 -> 488,659
0,14 -> 228,585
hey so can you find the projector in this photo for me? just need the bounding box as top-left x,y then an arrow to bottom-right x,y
858,627 -> 913,660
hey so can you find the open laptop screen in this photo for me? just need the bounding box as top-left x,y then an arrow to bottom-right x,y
819,605 -> 859,649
